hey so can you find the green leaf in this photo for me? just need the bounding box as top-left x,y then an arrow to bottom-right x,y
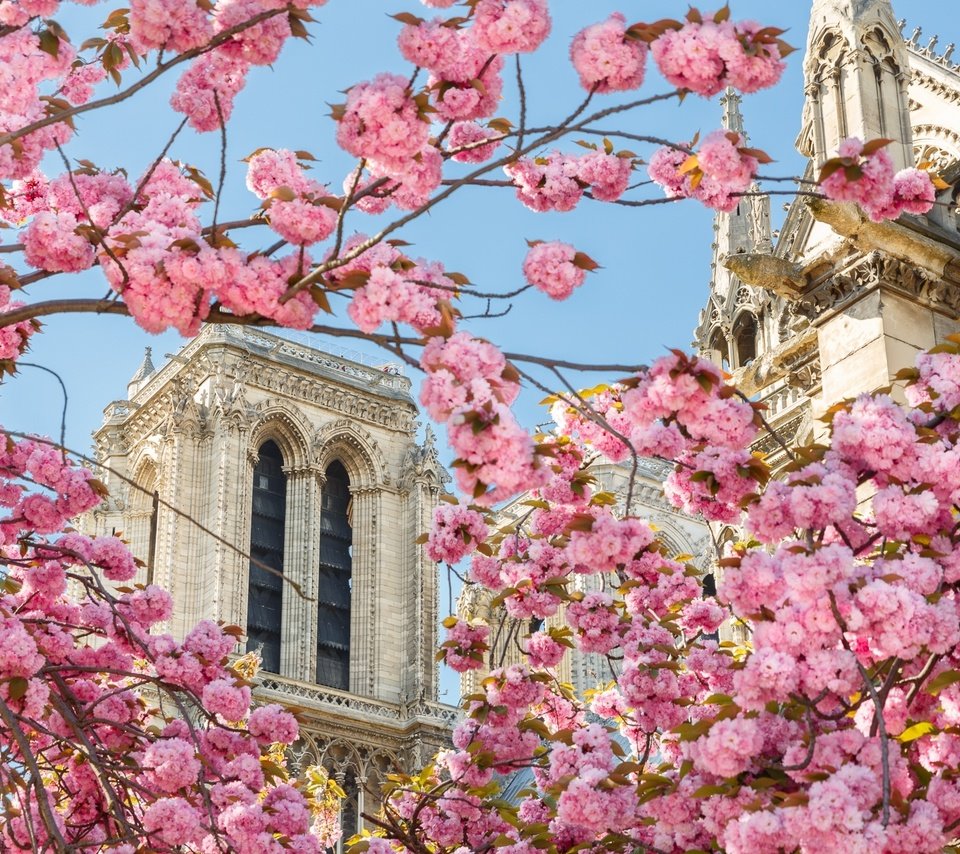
926,670 -> 960,696
8,677 -> 28,701
898,722 -> 936,742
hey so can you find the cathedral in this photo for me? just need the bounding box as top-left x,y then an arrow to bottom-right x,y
84,0 -> 960,841
696,0 -> 960,466
86,325 -> 456,846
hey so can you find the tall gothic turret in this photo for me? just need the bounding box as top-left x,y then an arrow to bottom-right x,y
695,90 -> 772,370
800,0 -> 914,168
126,346 -> 156,399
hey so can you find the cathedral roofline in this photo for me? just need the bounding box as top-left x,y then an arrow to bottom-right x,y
125,324 -> 414,410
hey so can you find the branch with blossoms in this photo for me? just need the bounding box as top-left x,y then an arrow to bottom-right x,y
1,0 -> 957,852
0,429 -> 345,852
359,339 -> 960,854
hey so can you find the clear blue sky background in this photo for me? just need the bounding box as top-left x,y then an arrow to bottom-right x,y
3,1 -> 958,702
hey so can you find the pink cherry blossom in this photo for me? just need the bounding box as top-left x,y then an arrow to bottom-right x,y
570,13 -> 646,93
472,0 -> 550,55
522,241 -> 589,300
335,73 -> 430,172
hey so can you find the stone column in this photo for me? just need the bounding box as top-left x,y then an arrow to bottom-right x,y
281,467 -> 318,680
348,486 -> 378,698
214,420 -> 252,633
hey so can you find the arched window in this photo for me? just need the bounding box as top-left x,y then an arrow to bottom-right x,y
130,462 -> 159,585
318,460 -> 352,689
733,313 -> 758,367
708,331 -> 730,371
247,440 -> 286,674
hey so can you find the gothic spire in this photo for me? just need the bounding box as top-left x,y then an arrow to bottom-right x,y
694,93 -> 772,362
711,89 -> 771,267
720,87 -> 745,139
127,346 -> 156,399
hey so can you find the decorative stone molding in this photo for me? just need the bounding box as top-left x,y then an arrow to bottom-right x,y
313,419 -> 388,488
796,250 -> 948,318
753,413 -> 808,459
257,676 -> 459,726
249,400 -> 314,469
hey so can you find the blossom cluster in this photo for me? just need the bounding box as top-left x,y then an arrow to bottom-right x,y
246,148 -> 338,246
325,233 -> 454,335
0,429 -> 337,852
648,7 -> 788,96
505,148 -> 633,212
384,338 -> 960,854
13,159 -> 326,334
819,137 -> 936,222
648,130 -> 763,212
419,332 -> 547,503
426,499 -> 490,564
521,240 -> 595,301
570,13 -> 647,93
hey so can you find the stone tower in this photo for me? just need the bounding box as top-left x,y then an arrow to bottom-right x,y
88,325 -> 455,846
697,0 -> 960,461
802,0 -> 914,169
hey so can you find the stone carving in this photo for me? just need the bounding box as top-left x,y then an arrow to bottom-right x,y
797,251 -> 944,318
399,426 -> 451,489
753,412 -> 808,459
313,419 -> 390,487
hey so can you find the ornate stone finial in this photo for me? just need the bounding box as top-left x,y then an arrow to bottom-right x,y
720,87 -> 744,137
423,425 -> 438,457
804,0 -> 912,169
126,346 -> 157,399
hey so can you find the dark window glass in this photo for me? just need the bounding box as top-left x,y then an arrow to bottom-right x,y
318,461 -> 351,689
702,573 -> 719,642
247,441 -> 285,673
734,314 -> 758,367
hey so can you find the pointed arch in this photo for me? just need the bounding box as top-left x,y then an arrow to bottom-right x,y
129,454 -> 160,579
707,328 -> 731,370
313,419 -> 386,489
733,312 -> 759,367
250,399 -> 313,470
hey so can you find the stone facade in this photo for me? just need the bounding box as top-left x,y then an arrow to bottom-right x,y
698,0 -> 960,438
694,0 -> 960,597
86,325 -> 456,846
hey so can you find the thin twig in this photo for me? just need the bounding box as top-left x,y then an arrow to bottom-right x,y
0,7 -> 290,148
16,362 -> 68,461
211,90 -> 228,234
515,55 -> 526,154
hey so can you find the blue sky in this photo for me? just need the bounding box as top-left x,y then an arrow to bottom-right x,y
7,0 -> 958,447
3,1 -> 959,702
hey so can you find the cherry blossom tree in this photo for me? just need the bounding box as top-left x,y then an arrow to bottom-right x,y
0,0 -> 953,851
